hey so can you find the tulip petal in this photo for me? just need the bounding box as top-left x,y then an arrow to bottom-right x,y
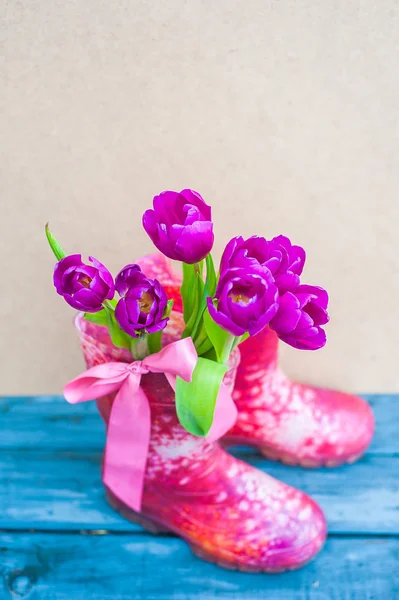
220,236 -> 243,274
153,191 -> 182,226
146,318 -> 169,334
305,302 -> 330,326
89,256 -> 115,295
115,298 -> 137,336
142,209 -> 158,238
175,221 -> 214,264
296,284 -> 329,310
115,264 -> 145,296
270,292 -> 301,334
69,288 -> 103,312
274,272 -> 300,294
247,302 -> 279,336
279,327 -> 326,350
180,188 -> 212,221
207,297 -> 246,336
295,310 -> 314,331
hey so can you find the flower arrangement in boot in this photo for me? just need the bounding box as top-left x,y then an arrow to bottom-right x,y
45,188 -> 328,572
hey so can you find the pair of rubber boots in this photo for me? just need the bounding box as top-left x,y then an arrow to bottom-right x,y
76,253 -> 374,573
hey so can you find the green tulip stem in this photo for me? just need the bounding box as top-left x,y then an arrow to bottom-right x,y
103,300 -> 115,312
220,334 -> 236,365
131,336 -> 149,360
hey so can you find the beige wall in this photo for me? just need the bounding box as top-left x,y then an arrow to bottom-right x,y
1,1 -> 398,394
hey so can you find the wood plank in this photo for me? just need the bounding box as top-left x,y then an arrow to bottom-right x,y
0,395 -> 104,451
1,450 -> 398,534
1,532 -> 398,600
0,394 -> 396,454
366,394 -> 398,454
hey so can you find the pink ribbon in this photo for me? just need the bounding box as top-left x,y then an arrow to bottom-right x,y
63,338 -> 237,512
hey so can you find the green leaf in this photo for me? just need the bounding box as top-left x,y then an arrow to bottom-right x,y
104,306 -> 131,350
180,263 -> 196,323
203,307 -> 234,364
164,299 -> 174,317
182,273 -> 204,338
147,330 -> 162,354
84,299 -> 118,327
146,299 -> 174,355
189,253 -> 217,341
195,336 -> 214,356
175,357 -> 228,436
181,256 -> 216,340
192,320 -> 211,354
84,310 -> 108,326
205,253 -> 217,298
105,298 -> 118,310
45,223 -> 66,261
236,332 -> 250,347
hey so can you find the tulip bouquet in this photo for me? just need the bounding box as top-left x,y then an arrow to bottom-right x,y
46,188 -> 329,436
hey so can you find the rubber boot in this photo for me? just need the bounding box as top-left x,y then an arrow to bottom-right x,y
74,311 -> 326,572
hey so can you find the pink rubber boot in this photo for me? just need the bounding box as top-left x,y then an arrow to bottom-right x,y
136,253 -> 375,468
224,326 -> 375,467
74,312 -> 326,572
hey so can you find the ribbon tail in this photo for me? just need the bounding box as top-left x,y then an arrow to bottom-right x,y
102,375 -> 151,512
206,383 -> 238,442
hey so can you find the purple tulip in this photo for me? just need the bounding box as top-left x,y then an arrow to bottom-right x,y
53,254 -> 114,312
220,235 -> 306,293
207,268 -> 279,337
142,189 -> 214,264
270,284 -> 329,350
115,264 -> 169,337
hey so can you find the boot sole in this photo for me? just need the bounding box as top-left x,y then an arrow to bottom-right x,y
221,437 -> 367,468
259,447 -> 366,468
105,489 -> 324,573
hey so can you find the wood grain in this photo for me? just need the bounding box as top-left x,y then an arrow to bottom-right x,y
0,450 -> 398,534
0,394 -> 396,454
1,394 -> 398,599
1,533 -> 398,600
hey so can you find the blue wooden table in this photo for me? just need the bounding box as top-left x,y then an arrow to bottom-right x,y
1,395 -> 398,599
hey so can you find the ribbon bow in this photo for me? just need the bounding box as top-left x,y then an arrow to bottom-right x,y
64,338 -> 237,512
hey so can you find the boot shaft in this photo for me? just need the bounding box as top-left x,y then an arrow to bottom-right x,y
74,313 -> 239,488
233,325 -> 282,410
